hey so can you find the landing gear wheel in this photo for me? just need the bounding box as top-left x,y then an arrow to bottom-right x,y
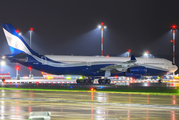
107,79 -> 111,84
102,79 -> 106,84
84,79 -> 88,84
98,79 -> 102,84
88,79 -> 93,84
159,79 -> 162,83
76,79 -> 79,84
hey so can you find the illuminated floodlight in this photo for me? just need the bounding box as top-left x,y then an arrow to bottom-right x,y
104,26 -> 107,28
2,56 -> 6,59
144,53 -> 148,56
18,32 -> 22,35
66,76 -> 71,80
1,61 -> 5,66
98,25 -> 101,28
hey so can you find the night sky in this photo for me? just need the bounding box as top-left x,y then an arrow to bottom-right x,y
0,0 -> 179,76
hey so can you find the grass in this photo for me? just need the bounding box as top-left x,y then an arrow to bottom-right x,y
0,87 -> 179,95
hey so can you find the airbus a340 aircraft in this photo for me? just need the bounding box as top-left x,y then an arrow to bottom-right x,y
1,23 -> 178,84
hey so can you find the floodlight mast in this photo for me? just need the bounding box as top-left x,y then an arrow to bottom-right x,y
98,23 -> 107,56
128,49 -> 131,57
30,28 -> 33,48
172,25 -> 176,65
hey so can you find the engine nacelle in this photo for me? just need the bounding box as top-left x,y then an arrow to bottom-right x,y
127,66 -> 147,74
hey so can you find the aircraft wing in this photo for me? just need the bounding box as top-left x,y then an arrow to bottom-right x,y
100,55 -> 138,73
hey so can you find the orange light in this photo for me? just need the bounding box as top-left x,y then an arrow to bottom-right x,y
147,51 -> 149,53
115,75 -> 118,78
90,88 -> 94,91
41,72 -> 44,75
107,55 -> 109,57
170,40 -> 173,42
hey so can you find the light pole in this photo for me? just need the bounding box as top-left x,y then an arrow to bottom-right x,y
172,25 -> 176,65
144,51 -> 149,58
28,66 -> 32,79
30,28 -> 33,48
16,64 -> 20,80
0,61 -> 5,73
128,49 -> 131,57
98,23 -> 107,56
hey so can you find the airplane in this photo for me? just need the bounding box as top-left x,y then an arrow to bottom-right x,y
1,23 -> 178,84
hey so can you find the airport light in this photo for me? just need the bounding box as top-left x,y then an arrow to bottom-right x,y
144,52 -> 149,58
1,61 -> 5,66
0,61 -> 5,73
18,32 -> 22,36
172,25 -> 176,29
30,28 -> 33,48
30,28 -> 33,31
2,56 -> 6,59
172,25 -> 177,65
98,22 -> 107,56
16,29 -> 19,33
16,65 -> 20,80
127,49 -> 131,57
28,66 -> 33,79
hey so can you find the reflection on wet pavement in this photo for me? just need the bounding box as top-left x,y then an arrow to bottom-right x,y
0,90 -> 179,120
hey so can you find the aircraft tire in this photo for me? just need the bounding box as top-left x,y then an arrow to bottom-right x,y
107,79 -> 111,84
159,79 -> 162,83
101,79 -> 106,84
90,79 -> 94,84
76,79 -> 79,84
84,79 -> 88,84
98,79 -> 101,84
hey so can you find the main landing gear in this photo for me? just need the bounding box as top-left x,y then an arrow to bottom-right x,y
76,78 -> 93,84
98,79 -> 111,84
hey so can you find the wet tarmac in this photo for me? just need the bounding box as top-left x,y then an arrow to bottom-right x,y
0,89 -> 179,120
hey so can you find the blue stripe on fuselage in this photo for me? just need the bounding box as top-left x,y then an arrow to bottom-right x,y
9,54 -> 169,77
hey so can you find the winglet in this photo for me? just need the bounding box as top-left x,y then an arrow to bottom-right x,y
131,55 -> 136,61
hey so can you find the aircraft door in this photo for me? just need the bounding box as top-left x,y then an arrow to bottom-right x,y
86,58 -> 91,66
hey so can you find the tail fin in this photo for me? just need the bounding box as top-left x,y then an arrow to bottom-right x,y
131,55 -> 136,61
2,23 -> 38,56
